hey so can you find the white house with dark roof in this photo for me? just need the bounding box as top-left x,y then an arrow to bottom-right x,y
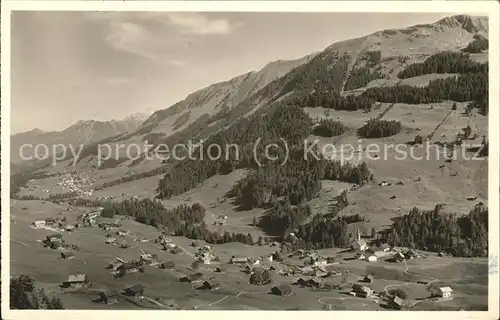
438,287 -> 453,299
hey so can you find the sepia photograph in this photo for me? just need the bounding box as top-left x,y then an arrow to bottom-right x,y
1,1 -> 499,318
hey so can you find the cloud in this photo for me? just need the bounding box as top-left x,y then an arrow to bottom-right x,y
164,13 -> 235,35
103,20 -> 187,67
96,12 -> 237,66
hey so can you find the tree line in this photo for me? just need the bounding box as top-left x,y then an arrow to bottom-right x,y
257,189 -> 351,239
397,51 -> 487,79
10,275 -> 64,309
229,147 -> 371,210
357,118 -> 402,138
384,204 -> 488,257
156,103 -> 316,199
96,198 -> 256,246
312,119 -> 348,137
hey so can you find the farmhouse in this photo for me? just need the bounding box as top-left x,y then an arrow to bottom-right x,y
362,275 -> 374,283
105,237 -> 116,244
271,285 -> 293,297
230,256 -> 249,264
380,243 -> 391,252
123,284 -> 144,297
351,284 -> 373,297
389,296 -> 404,310
296,278 -> 308,286
61,274 -> 88,288
352,239 -> 367,252
32,220 -> 46,228
307,277 -> 324,288
438,287 -> 453,299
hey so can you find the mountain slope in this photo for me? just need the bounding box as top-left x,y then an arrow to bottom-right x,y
133,54 -> 316,138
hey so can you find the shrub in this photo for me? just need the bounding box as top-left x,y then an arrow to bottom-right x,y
312,119 -> 347,137
357,119 -> 402,138
10,275 -> 64,309
389,288 -> 408,299
414,135 -> 424,145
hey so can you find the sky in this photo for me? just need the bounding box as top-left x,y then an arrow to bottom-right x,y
11,11 -> 454,134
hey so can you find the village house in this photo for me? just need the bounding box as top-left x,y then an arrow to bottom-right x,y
201,280 -> 220,291
96,290 -> 118,305
61,274 -> 88,289
32,220 -> 46,228
271,285 -> 293,297
363,275 -> 374,283
45,217 -> 56,225
352,239 -> 367,252
117,262 -> 140,274
106,261 -> 123,270
60,251 -> 75,260
46,234 -> 63,242
230,256 -> 249,264
122,284 -> 144,298
307,277 -> 324,288
389,296 -> 404,310
437,287 -> 453,299
380,243 -> 391,252
366,255 -> 378,262
351,284 -> 373,298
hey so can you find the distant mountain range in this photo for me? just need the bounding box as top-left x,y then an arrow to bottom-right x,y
10,113 -> 149,163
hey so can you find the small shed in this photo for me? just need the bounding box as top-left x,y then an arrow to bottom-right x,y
123,284 -> 144,297
61,251 -> 75,259
201,280 -> 220,291
98,290 -> 118,304
271,285 -> 293,296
